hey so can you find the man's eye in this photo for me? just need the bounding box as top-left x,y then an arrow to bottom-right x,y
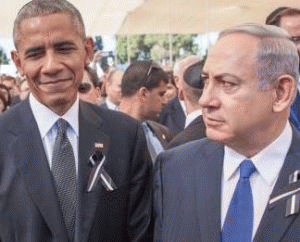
220,80 -> 238,91
57,46 -> 74,53
26,51 -> 43,59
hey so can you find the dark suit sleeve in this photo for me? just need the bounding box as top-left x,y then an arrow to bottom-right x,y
153,154 -> 163,242
127,124 -> 153,241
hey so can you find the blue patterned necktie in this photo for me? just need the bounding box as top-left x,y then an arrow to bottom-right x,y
222,159 -> 256,242
52,118 -> 78,241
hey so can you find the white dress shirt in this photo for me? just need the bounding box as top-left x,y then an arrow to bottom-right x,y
105,98 -> 118,111
184,109 -> 202,128
142,122 -> 164,161
29,94 -> 79,174
221,122 -> 292,240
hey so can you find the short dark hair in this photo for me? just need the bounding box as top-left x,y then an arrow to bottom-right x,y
266,7 -> 300,26
0,91 -> 8,112
0,84 -> 11,106
121,60 -> 168,97
13,0 -> 85,48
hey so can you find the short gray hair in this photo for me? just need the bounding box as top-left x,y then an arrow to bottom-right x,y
219,23 -> 299,88
13,0 -> 86,48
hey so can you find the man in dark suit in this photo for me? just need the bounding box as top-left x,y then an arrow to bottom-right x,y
160,57 -> 200,136
266,7 -> 300,129
0,1 -> 152,241
154,23 -> 300,241
167,61 -> 206,149
119,61 -> 173,163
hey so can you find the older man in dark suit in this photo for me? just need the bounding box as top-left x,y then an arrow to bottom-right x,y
154,23 -> 300,242
0,1 -> 152,241
167,60 -> 206,149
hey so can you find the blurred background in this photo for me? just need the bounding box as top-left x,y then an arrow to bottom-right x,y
0,0 -> 298,76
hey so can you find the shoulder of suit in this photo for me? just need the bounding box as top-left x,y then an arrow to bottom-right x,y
0,101 -> 24,132
159,138 -> 222,165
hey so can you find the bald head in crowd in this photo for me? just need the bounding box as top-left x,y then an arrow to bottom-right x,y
173,56 -> 202,114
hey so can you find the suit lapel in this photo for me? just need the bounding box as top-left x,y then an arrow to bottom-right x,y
77,102 -> 110,242
13,100 -> 68,240
254,129 -> 300,242
196,141 -> 224,242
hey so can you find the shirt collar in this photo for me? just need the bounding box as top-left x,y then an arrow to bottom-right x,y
223,122 -> 292,186
185,109 -> 202,128
29,93 -> 79,139
106,98 -> 118,111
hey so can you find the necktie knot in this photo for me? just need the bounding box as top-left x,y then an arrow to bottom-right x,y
240,159 -> 255,179
56,118 -> 68,135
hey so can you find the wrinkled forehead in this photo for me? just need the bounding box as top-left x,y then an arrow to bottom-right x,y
205,34 -> 258,70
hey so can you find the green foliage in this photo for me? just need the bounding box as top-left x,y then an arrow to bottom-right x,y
116,34 -> 197,64
0,49 -> 9,65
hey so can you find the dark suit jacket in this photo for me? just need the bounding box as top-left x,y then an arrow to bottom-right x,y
159,97 -> 185,136
0,99 -> 152,242
154,128 -> 300,242
167,115 -> 206,149
147,120 -> 173,149
290,91 -> 300,130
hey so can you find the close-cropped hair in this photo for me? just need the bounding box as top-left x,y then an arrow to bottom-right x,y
13,0 -> 86,48
121,60 -> 168,97
265,7 -> 300,27
219,23 -> 299,88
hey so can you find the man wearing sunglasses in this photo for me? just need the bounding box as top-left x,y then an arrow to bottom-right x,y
266,7 -> 300,130
119,60 -> 173,163
78,66 -> 102,105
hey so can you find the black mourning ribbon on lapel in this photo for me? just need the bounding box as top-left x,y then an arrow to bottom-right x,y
269,180 -> 300,210
52,118 -> 78,240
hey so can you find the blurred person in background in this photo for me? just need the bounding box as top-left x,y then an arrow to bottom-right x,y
1,75 -> 20,105
19,77 -> 30,101
79,66 -> 102,105
100,68 -> 123,110
164,70 -> 177,103
160,56 -> 200,136
266,7 -> 300,129
0,91 -> 8,114
119,60 -> 173,163
167,60 -> 206,149
0,84 -> 11,107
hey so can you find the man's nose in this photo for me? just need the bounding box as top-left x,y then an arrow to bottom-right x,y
42,51 -> 63,75
198,81 -> 220,109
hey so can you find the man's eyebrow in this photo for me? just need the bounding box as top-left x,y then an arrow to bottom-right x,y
53,40 -> 76,48
24,46 -> 44,56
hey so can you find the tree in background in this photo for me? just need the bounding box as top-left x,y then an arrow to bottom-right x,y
0,48 -> 9,65
116,34 -> 198,65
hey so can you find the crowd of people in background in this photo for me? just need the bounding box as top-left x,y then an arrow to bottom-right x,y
0,0 -> 300,241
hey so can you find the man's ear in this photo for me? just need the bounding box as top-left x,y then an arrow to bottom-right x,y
138,87 -> 149,103
84,37 -> 94,66
11,50 -> 23,76
273,74 -> 297,113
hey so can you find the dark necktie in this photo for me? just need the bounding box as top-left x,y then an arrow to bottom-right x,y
222,159 -> 256,242
52,118 -> 78,240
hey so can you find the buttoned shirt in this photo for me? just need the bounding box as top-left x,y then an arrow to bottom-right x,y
29,94 -> 79,174
221,122 -> 292,240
